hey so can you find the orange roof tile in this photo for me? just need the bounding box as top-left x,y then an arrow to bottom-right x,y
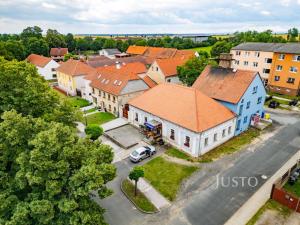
50,48 -> 68,56
56,59 -> 95,76
140,75 -> 157,88
173,49 -> 196,59
129,83 -> 235,132
26,54 -> 52,68
86,62 -> 148,95
126,46 -> 148,55
156,57 -> 189,77
192,65 -> 258,104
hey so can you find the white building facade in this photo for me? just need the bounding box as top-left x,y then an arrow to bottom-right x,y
129,106 -> 236,157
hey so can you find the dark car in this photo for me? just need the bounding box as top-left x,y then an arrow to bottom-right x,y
288,175 -> 297,185
289,99 -> 298,106
268,101 -> 279,109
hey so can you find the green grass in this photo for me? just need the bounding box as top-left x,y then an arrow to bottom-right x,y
68,97 -> 90,108
246,199 -> 291,225
142,157 -> 198,201
165,148 -> 192,161
84,108 -> 97,113
284,178 -> 300,197
198,128 -> 260,163
121,179 -> 157,213
188,46 -> 213,55
83,112 -> 115,125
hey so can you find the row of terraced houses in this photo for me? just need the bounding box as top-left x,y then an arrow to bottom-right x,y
26,45 -> 267,157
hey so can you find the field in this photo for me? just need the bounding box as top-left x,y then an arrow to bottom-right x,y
188,46 -> 213,56
83,112 -> 116,125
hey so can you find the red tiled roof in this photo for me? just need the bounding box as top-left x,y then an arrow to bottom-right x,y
126,46 -> 148,55
129,83 -> 235,132
56,59 -> 95,76
50,48 -> 68,56
141,75 -> 157,88
86,62 -> 148,95
26,54 -> 52,68
156,57 -> 189,77
192,65 -> 258,104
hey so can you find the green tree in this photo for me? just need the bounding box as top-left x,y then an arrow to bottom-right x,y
20,26 -> 43,40
135,39 -> 147,46
76,38 -> 89,51
128,167 -> 144,196
85,124 -> 104,140
91,37 -> 105,51
177,57 -> 210,86
0,57 -> 77,125
0,41 -> 12,60
25,37 -> 49,56
64,53 -> 79,61
121,41 -> 129,52
45,29 -> 66,48
0,110 -> 116,225
211,41 -> 232,57
103,39 -> 116,49
5,40 -> 26,60
65,33 -> 76,52
288,27 -> 299,42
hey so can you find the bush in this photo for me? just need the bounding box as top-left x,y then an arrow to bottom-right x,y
85,124 -> 103,140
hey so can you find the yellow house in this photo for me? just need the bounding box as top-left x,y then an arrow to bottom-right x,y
56,59 -> 95,96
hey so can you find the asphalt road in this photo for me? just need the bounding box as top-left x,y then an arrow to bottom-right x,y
96,110 -> 300,225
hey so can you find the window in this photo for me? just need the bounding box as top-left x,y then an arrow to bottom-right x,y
246,101 -> 251,109
252,86 -> 258,94
255,52 -> 260,57
290,66 -> 298,73
222,129 -> 226,138
167,79 -> 171,82
243,116 -> 248,124
214,133 -> 218,142
235,60 -> 240,65
287,78 -> 295,84
204,137 -> 208,147
263,68 -> 270,74
135,113 -> 138,121
92,88 -> 95,94
52,74 -> 57,78
253,62 -> 258,67
257,97 -> 262,104
109,105 -> 111,111
293,55 -> 300,61
98,91 -> 101,97
103,92 -> 106,98
244,61 -> 249,66
170,129 -> 175,140
265,58 -> 272,64
184,136 -> 190,147
144,117 -> 147,122
156,67 -> 159,71
275,76 -> 280,81
279,54 -> 285,60
51,68 -> 56,72
236,120 -> 241,131
228,126 -> 232,134
113,107 -> 116,113
108,94 -> 111,101
245,51 -> 250,56
238,104 -> 243,116
236,51 -> 241,56
276,65 -> 283,71
113,96 -> 116,103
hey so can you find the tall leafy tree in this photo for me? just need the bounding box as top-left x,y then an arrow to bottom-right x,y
5,40 -> 26,60
25,37 -> 49,56
0,110 -> 116,225
210,41 -> 233,57
0,57 -> 77,125
288,27 -> 299,42
45,29 -> 66,48
20,26 -> 43,40
65,33 -> 76,52
103,39 -> 116,49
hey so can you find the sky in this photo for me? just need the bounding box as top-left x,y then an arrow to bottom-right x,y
0,0 -> 300,34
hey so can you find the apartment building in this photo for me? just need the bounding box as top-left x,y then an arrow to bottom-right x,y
268,44 -> 300,96
231,43 -> 284,85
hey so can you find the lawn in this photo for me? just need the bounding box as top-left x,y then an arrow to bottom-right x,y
68,97 -> 90,108
142,157 -> 198,201
165,147 -> 192,161
83,112 -> 116,125
198,128 -> 260,163
121,179 -> 157,213
284,178 -> 300,197
189,46 -> 213,56
267,92 -> 299,100
246,199 -> 291,225
84,108 -> 97,113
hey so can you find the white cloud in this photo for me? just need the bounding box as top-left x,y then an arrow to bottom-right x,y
42,2 -> 57,9
260,10 -> 271,16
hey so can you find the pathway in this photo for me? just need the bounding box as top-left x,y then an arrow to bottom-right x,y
101,118 -> 128,132
130,178 -> 171,210
80,105 -> 95,111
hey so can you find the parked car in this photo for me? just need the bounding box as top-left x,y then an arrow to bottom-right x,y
129,146 -> 156,163
268,101 -> 279,109
265,95 -> 273,102
289,99 -> 298,106
288,175 -> 297,185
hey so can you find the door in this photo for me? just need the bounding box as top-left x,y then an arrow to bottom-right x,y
123,104 -> 129,118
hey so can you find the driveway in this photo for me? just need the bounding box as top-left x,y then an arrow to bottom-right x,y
97,110 -> 300,225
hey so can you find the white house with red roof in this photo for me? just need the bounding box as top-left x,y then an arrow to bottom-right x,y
26,54 -> 60,80
128,83 -> 236,157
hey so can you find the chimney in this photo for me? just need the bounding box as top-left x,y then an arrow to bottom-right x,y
219,53 -> 233,69
115,61 -> 121,69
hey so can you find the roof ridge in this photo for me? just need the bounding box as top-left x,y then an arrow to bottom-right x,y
194,88 -> 200,131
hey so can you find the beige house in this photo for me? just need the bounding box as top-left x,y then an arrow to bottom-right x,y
83,62 -> 156,117
231,43 -> 285,85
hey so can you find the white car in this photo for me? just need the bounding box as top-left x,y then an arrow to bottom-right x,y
129,146 -> 156,163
